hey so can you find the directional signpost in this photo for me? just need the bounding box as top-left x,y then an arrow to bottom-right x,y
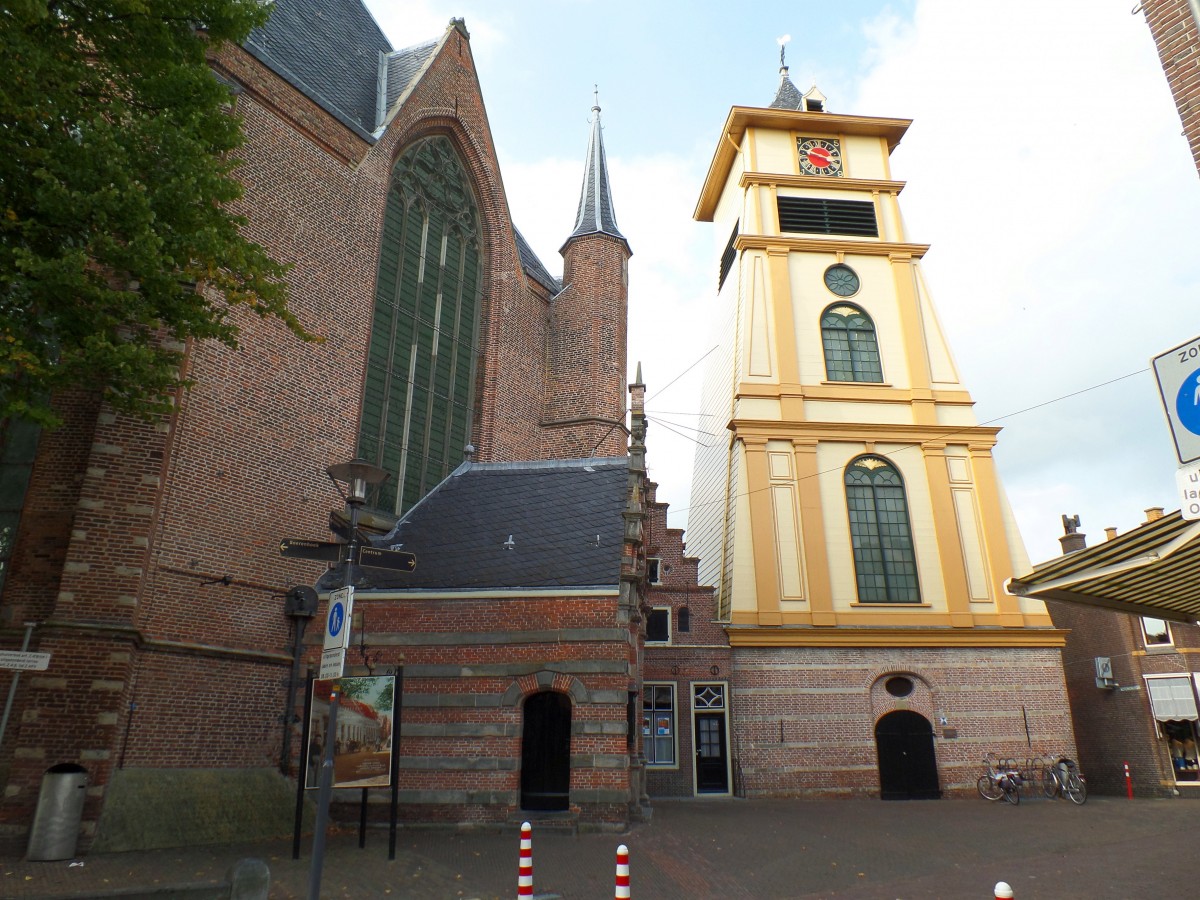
320,586 -> 353,679
358,546 -> 417,573
279,539 -> 344,562
1153,335 -> 1200,519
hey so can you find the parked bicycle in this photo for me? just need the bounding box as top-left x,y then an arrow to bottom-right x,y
977,755 -> 1023,805
1041,756 -> 1087,804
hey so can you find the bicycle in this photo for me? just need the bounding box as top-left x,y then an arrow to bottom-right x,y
1041,757 -> 1087,804
978,755 -> 1022,805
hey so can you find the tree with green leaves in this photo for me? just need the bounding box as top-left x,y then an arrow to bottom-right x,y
1,0 -> 313,427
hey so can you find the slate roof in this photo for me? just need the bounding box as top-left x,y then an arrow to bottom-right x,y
515,228 -> 562,293
243,0 -> 392,140
382,40 -> 438,126
770,67 -> 806,110
319,458 -> 630,592
563,106 -> 629,253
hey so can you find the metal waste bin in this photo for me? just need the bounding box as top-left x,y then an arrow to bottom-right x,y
26,763 -> 87,861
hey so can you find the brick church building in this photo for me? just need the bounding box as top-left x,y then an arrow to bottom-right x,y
0,1 -> 673,852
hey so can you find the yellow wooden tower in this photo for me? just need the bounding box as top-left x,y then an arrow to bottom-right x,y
687,60 -> 1074,798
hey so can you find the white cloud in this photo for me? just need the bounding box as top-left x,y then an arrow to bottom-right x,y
852,0 -> 1200,562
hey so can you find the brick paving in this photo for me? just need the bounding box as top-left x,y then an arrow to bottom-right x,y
3,795 -> 1197,899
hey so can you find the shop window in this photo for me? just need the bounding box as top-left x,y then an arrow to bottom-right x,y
646,608 -> 670,643
1163,719 -> 1199,782
1142,617 -> 1173,647
642,683 -> 676,766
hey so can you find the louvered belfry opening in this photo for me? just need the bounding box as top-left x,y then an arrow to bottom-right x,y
777,196 -> 878,237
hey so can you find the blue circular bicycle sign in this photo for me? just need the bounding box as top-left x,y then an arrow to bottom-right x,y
327,601 -> 344,638
1177,368 -> 1200,437
1153,337 -> 1200,465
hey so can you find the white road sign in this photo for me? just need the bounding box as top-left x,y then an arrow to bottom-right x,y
320,586 -> 353,680
1178,459 -> 1200,521
0,651 -> 51,671
1153,335 -> 1200,465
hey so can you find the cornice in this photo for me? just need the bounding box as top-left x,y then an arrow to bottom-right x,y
740,171 -> 906,195
734,235 -> 930,258
735,382 -> 975,406
725,626 -> 1068,649
728,418 -> 1001,447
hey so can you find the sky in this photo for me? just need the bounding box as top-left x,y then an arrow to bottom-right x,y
363,0 -> 1200,566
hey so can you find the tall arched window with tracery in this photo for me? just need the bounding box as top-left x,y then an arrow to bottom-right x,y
358,136 -> 483,515
844,456 -> 920,603
821,304 -> 883,382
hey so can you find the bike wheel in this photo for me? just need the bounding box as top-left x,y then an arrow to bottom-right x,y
1065,772 -> 1087,805
1003,779 -> 1020,805
1041,765 -> 1059,799
977,774 -> 1004,801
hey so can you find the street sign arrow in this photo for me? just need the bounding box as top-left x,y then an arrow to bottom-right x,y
358,546 -> 417,572
280,539 -> 344,562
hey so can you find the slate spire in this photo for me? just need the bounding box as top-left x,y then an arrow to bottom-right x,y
769,41 -> 805,110
563,92 -> 629,253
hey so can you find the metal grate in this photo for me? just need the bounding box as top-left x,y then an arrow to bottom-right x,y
778,196 -> 877,237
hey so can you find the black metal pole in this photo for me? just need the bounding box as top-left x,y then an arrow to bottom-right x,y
282,616 -> 309,776
307,685 -> 340,900
293,671 -> 314,861
307,493 -> 362,899
389,665 -> 402,861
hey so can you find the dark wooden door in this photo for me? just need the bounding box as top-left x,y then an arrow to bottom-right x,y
695,712 -> 729,793
875,710 -> 940,800
520,691 -> 571,811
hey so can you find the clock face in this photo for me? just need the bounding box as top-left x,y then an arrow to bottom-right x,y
798,137 -> 843,176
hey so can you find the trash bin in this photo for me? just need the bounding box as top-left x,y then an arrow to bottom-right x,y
26,763 -> 88,861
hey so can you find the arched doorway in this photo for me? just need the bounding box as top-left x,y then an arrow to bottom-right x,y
520,691 -> 572,811
875,710 -> 940,800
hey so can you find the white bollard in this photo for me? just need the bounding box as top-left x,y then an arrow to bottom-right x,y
994,882 -> 1014,899
615,843 -> 630,899
518,821 -> 533,898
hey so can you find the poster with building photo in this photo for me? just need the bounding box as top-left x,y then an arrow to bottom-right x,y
306,675 -> 395,789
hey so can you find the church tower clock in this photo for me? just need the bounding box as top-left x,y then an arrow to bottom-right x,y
686,57 -> 1076,799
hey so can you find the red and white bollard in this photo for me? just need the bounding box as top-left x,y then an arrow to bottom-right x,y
615,843 -> 630,899
994,881 -> 1014,899
1124,761 -> 1134,799
518,821 -> 533,898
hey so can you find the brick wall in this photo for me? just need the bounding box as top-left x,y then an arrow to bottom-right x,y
641,481 -> 730,797
0,17 -> 631,851
730,645 -> 1076,799
1142,0 -> 1200,177
328,593 -> 639,826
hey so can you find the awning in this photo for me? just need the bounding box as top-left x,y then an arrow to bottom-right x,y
1145,676 -> 1199,722
1006,511 -> 1200,624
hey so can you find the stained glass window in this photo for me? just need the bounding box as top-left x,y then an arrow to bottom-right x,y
358,136 -> 483,515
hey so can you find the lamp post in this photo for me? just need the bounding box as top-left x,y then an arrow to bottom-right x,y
308,458 -> 388,900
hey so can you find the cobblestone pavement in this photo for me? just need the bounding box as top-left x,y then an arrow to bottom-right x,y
3,795 -> 1197,899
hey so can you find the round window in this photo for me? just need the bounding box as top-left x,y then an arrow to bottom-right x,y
823,263 -> 860,297
884,676 -> 914,698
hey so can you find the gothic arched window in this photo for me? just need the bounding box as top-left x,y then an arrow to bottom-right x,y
358,136 -> 483,515
821,304 -> 883,383
844,456 -> 920,603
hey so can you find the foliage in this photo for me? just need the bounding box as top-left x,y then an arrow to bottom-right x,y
0,0 -> 314,426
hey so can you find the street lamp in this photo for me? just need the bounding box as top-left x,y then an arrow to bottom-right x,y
308,457 -> 388,900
